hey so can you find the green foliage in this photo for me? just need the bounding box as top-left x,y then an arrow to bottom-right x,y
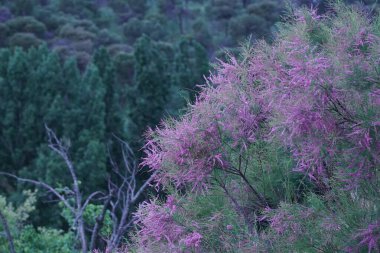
209,0 -> 237,21
177,189 -> 246,252
0,191 -> 76,253
1,0 -> 289,60
191,18 -> 213,49
0,190 -> 36,225
15,226 -> 75,253
229,14 -> 268,40
260,185 -> 380,252
83,204 -> 112,238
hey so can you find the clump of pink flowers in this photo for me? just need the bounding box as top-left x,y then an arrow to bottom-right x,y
181,232 -> 202,248
261,204 -> 313,243
134,198 -> 185,246
134,196 -> 202,251
353,221 -> 380,252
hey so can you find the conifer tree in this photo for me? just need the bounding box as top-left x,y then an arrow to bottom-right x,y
128,35 -> 171,144
74,64 -> 107,193
4,48 -> 30,172
173,37 -> 209,101
93,48 -> 123,138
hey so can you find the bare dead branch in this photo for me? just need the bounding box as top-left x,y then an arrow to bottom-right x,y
89,193 -> 112,251
80,191 -> 104,215
44,125 -> 89,253
0,172 -> 74,213
0,210 -> 16,253
105,136 -> 157,252
131,170 -> 158,203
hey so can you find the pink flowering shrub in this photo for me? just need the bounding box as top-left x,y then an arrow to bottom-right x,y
132,4 -> 380,252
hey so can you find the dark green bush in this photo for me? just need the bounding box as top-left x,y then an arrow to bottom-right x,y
0,23 -> 9,46
58,24 -> 96,41
8,32 -> 43,48
6,16 -> 46,38
97,29 -> 123,46
11,0 -> 34,16
229,14 -> 269,40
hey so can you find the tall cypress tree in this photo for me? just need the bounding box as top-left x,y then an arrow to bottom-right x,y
173,37 -> 209,101
0,48 -> 12,186
24,49 -> 65,183
74,64 -> 107,193
128,35 -> 171,144
93,48 -> 123,138
61,57 -> 81,138
4,48 -> 30,173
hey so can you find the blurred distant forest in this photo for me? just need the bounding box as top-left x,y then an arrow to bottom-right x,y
0,0 -> 379,252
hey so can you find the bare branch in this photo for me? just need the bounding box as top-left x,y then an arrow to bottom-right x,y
45,125 -> 82,207
0,172 -> 74,213
89,193 -> 112,251
45,125 -> 87,253
0,210 -> 16,253
80,191 -> 104,215
131,170 -> 158,203
105,136 -> 157,252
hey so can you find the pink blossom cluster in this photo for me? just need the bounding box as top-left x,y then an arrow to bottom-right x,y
181,232 -> 202,248
262,206 -> 313,241
134,198 -> 185,246
134,196 -> 202,250
348,221 -> 380,252
356,221 -> 380,252
141,116 -> 224,190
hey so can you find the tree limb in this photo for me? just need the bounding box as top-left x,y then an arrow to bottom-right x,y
0,172 -> 74,213
0,210 -> 16,253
